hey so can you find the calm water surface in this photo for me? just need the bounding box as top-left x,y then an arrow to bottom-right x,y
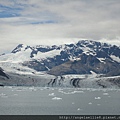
0,86 -> 120,115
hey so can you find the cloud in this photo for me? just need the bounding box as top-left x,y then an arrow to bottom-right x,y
0,0 -> 120,53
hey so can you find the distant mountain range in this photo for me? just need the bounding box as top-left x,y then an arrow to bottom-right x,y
0,40 -> 120,77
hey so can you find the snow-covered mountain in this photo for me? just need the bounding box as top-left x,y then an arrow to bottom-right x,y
0,40 -> 120,77
0,40 -> 120,88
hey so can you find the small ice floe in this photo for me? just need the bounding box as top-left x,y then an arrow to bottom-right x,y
16,88 -> 23,91
88,102 -> 92,105
0,93 -> 6,96
52,97 -> 62,100
72,102 -> 75,104
77,108 -> 82,111
1,95 -> 8,98
95,97 -> 101,100
103,93 -> 109,96
29,87 -> 37,91
116,90 -> 120,92
14,94 -> 18,96
58,90 -> 67,94
59,91 -> 66,94
108,96 -> 111,98
44,87 -> 49,90
72,91 -> 84,94
97,104 -> 101,106
0,93 -> 8,98
58,89 -> 63,92
49,93 -> 55,96
59,88 -> 63,91
91,89 -> 96,92
59,90 -> 84,95
32,89 -> 37,91
8,86 -> 13,89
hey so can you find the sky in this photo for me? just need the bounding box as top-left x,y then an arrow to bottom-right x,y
0,0 -> 120,54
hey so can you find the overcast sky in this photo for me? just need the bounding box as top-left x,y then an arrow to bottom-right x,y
0,0 -> 120,53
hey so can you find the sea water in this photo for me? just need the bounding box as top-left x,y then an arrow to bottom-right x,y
0,86 -> 120,115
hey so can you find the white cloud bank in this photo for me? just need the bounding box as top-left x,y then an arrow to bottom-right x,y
0,0 -> 120,53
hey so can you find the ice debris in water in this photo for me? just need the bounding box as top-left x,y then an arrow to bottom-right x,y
16,88 -> 23,91
95,97 -> 101,100
49,93 -> 55,96
72,102 -> 75,104
8,86 -> 13,89
97,104 -> 101,106
77,108 -> 82,111
58,90 -> 84,95
0,93 -> 8,98
29,87 -> 37,91
103,93 -> 109,95
88,102 -> 92,105
0,93 -> 6,96
58,89 -> 63,91
72,91 -> 84,93
52,97 -> 62,100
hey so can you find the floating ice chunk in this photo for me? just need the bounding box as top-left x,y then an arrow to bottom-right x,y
77,108 -> 82,111
72,102 -> 75,104
103,93 -> 109,95
59,89 -> 63,91
44,87 -> 49,90
97,104 -> 101,106
49,93 -> 55,96
0,93 -> 6,96
95,97 -> 101,100
14,94 -> 18,96
52,97 -> 62,100
58,90 -> 63,93
72,91 -> 84,94
108,96 -> 111,98
88,102 -> 92,105
58,91 -> 70,94
32,89 -> 37,91
16,88 -> 23,91
8,86 -> 13,89
59,90 -> 84,95
116,90 -> 120,92
91,89 -> 96,92
29,87 -> 37,91
1,95 -> 8,98
0,93 -> 8,98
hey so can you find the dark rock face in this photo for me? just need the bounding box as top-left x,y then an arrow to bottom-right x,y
0,67 -> 9,79
22,60 -> 48,71
48,53 -> 120,76
12,44 -> 23,53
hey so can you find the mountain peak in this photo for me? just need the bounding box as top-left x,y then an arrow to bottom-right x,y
11,44 -> 25,53
0,40 -> 120,77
